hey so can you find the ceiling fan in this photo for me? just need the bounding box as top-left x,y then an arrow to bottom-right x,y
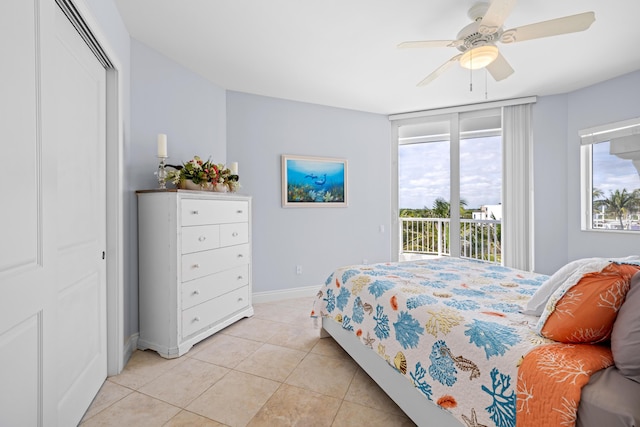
399,0 -> 595,87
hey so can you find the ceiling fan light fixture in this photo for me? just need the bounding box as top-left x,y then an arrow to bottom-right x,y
459,45 -> 499,70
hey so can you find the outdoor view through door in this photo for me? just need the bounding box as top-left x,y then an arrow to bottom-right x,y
398,110 -> 502,263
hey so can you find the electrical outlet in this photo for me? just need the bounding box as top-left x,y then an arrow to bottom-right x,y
296,265 -> 303,275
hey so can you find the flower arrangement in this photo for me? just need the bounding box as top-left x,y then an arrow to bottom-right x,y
165,156 -> 239,191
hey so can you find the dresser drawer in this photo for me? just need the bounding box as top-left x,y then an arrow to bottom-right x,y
181,199 -> 249,226
182,286 -> 250,337
181,244 -> 250,282
220,222 -> 249,247
181,225 -> 220,254
181,265 -> 249,309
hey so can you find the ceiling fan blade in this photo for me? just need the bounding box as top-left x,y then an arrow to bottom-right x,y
398,40 -> 462,49
417,54 -> 462,87
479,0 -> 516,35
501,11 -> 595,43
486,52 -> 514,81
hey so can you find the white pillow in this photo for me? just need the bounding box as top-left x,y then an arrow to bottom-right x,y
522,256 -> 640,316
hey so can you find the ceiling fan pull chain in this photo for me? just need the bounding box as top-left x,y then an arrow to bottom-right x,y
469,65 -> 473,92
485,69 -> 488,99
469,51 -> 473,92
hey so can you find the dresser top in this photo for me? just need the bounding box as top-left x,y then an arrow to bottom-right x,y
137,189 -> 248,195
136,189 -> 251,200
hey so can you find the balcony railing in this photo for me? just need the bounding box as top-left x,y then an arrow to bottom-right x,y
400,217 -> 501,263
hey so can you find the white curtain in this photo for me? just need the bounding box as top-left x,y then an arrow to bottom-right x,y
502,104 -> 534,271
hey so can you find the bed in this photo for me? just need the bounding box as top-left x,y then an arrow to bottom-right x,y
312,257 -> 640,427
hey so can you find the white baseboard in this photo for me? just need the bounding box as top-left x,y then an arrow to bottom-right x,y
121,333 -> 139,370
252,285 -> 320,304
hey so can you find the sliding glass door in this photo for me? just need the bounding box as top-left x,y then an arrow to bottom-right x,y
395,109 -> 502,262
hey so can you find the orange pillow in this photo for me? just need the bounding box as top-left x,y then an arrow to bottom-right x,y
538,267 -> 631,343
606,262 -> 640,279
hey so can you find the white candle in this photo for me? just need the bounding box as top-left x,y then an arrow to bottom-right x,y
230,162 -> 238,175
157,134 -> 167,158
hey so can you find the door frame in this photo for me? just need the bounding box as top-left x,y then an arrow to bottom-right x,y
61,0 -> 126,375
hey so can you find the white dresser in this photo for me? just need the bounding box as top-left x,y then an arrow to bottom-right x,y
136,190 -> 253,358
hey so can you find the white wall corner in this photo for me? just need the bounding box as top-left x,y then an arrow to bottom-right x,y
118,332 -> 139,375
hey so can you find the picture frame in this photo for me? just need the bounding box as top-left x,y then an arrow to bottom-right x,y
281,154 -> 348,207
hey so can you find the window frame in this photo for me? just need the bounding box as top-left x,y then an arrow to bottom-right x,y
579,117 -> 640,232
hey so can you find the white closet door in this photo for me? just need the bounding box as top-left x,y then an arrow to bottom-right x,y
0,0 -> 107,425
0,0 -> 57,424
48,5 -> 107,426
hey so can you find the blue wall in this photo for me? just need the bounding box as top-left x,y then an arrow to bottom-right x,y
129,40 -> 228,331
532,94 -> 569,275
226,92 -> 392,295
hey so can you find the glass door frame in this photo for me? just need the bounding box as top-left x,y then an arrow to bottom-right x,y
391,108 -> 502,261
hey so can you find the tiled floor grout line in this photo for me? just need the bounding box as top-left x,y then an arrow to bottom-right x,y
81,299 -> 416,426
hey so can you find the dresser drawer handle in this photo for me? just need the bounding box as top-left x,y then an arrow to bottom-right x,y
193,263 -> 200,269
232,232 -> 238,237
198,236 -> 206,242
237,275 -> 244,280
193,316 -> 200,322
237,254 -> 244,258
192,290 -> 200,295
236,210 -> 243,214
237,297 -> 244,303
191,210 -> 199,215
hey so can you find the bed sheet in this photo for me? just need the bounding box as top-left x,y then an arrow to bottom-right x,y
577,366 -> 640,427
312,257 -> 552,427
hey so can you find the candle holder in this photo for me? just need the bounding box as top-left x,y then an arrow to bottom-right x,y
228,174 -> 240,193
155,156 -> 168,189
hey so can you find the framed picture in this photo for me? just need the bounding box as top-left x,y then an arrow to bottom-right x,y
281,154 -> 348,207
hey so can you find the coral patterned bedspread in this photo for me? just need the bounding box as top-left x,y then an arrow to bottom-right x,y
312,257 -> 554,427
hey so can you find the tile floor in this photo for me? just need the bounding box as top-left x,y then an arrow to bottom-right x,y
80,297 -> 417,427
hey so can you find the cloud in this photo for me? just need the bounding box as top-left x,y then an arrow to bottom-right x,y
592,141 -> 640,195
399,136 -> 501,209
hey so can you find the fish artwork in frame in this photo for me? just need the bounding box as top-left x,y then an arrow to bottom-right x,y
281,154 -> 348,207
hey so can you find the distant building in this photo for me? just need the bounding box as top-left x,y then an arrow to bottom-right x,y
472,204 -> 502,221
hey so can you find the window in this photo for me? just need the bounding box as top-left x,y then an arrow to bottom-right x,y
580,118 -> 640,232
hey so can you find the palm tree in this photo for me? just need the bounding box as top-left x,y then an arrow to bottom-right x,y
592,187 -> 604,202
594,188 -> 640,230
430,197 -> 468,218
400,207 -> 431,218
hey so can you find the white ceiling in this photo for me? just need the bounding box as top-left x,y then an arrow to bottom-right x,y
113,0 -> 640,115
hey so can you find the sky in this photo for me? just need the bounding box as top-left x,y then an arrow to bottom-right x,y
399,136 -> 502,210
399,137 -> 640,211
592,141 -> 640,197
